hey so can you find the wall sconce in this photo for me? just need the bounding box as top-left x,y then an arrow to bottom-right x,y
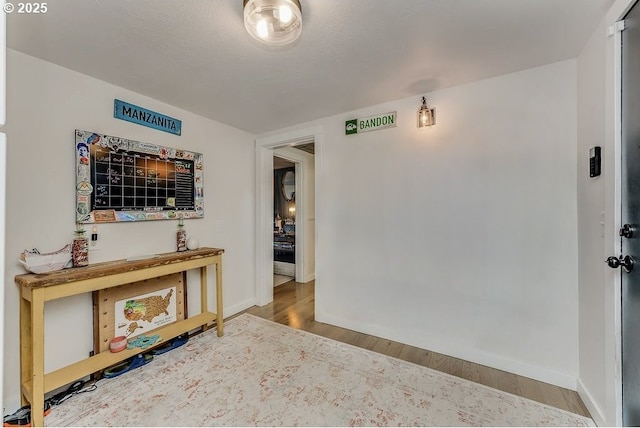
418,96 -> 436,127
243,0 -> 302,46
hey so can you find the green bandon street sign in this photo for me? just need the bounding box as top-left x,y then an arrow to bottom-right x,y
345,112 -> 397,135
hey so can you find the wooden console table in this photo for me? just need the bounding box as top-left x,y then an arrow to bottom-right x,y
15,247 -> 224,427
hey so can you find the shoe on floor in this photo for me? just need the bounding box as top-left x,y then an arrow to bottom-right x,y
151,334 -> 189,356
3,402 -> 51,427
103,353 -> 153,379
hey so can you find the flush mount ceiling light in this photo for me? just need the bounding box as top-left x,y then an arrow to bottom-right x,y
243,0 -> 302,46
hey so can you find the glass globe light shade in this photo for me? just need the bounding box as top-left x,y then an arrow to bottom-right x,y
243,0 -> 302,46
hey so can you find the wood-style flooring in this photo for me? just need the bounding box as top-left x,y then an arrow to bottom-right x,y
244,279 -> 591,418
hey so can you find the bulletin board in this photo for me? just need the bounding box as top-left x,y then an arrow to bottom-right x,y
93,272 -> 186,353
75,129 -> 204,223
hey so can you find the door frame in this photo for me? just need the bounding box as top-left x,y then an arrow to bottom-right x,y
255,126 -> 323,306
612,1 -> 640,425
611,10 -> 624,428
273,146 -> 311,282
603,1 -> 637,425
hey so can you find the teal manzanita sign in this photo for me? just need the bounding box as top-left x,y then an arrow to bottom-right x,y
114,99 -> 182,136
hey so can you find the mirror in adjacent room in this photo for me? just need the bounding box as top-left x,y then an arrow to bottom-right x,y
282,170 -> 295,201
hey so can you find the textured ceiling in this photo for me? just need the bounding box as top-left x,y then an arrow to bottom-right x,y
7,0 -> 613,135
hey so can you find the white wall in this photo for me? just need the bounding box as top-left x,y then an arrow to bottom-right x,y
261,60 -> 580,389
577,15 -> 611,427
2,49 -> 257,412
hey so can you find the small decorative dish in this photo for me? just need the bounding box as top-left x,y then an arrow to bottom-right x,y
109,336 -> 128,353
18,244 -> 72,274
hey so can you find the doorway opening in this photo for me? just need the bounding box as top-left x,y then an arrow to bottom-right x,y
273,155 -> 296,287
255,126 -> 321,307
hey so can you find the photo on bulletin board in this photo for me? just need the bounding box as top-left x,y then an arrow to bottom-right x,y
75,129 -> 204,223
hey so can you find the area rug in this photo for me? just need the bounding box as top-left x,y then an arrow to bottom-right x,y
45,314 -> 594,427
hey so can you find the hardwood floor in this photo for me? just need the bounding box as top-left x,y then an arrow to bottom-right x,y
243,279 -> 591,418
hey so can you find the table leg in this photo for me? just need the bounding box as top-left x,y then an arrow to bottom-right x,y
19,292 -> 31,407
216,259 -> 223,337
200,265 -> 209,331
30,289 -> 45,427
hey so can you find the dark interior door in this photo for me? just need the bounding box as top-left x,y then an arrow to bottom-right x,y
622,2 -> 640,425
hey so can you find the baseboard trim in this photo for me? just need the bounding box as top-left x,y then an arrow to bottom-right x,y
577,378 -> 606,426
224,298 -> 257,319
316,310 -> 577,390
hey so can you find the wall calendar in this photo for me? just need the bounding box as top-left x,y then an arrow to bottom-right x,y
75,129 -> 204,223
